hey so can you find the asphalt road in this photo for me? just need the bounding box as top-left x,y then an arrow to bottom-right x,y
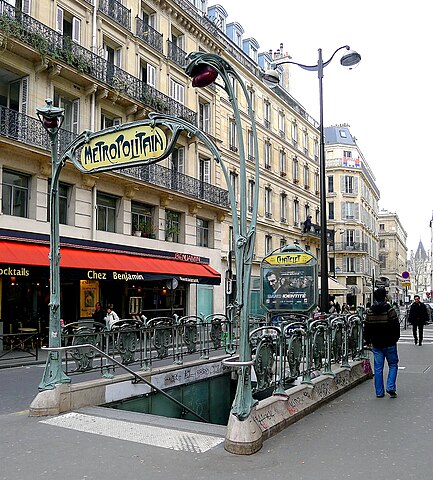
1,326 -> 433,480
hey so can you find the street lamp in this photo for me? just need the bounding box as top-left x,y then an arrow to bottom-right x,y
36,99 -> 71,390
263,46 -> 361,313
186,52 -> 260,431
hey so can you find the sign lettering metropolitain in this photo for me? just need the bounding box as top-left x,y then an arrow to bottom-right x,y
79,125 -> 167,172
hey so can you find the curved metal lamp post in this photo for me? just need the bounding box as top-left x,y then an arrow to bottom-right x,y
263,46 -> 361,313
36,99 -> 71,389
185,52 -> 260,422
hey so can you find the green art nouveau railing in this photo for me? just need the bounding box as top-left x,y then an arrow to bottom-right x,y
60,312 -> 366,397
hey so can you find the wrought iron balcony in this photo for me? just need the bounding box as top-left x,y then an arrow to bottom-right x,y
98,0 -> 131,31
0,105 -> 229,209
0,2 -> 196,125
121,164 -> 229,208
167,40 -> 188,67
303,223 -> 334,242
0,105 -> 76,155
333,242 -> 368,253
136,17 -> 163,53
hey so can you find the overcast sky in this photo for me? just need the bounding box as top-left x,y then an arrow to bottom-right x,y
211,0 -> 432,254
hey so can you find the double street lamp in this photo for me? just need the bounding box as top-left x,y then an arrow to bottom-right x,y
263,46 -> 361,312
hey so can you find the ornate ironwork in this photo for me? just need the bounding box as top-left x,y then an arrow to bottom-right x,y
136,17 -> 163,53
167,40 -> 188,67
0,2 -> 196,124
121,163 -> 229,208
99,0 -> 131,31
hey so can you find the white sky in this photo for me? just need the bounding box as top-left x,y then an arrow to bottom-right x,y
212,0 -> 433,254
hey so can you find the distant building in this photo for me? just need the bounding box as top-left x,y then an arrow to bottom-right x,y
377,210 -> 408,304
409,241 -> 431,300
324,125 -> 380,307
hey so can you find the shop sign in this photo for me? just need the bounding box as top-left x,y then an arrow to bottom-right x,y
87,270 -> 145,281
0,266 -> 30,276
78,125 -> 167,173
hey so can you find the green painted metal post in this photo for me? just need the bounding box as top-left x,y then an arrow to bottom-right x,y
37,99 -> 71,390
185,52 -> 260,420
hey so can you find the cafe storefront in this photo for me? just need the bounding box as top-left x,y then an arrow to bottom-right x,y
0,237 -> 221,341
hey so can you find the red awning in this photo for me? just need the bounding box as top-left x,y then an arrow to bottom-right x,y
0,241 -> 221,284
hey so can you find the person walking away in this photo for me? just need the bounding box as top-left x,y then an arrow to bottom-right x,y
408,295 -> 429,346
364,288 -> 400,398
105,306 -> 119,330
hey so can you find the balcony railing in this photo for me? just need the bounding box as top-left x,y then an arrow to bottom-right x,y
0,2 -> 196,125
303,222 -> 334,242
98,0 -> 131,31
121,164 -> 230,208
167,40 -> 188,67
135,17 -> 163,53
0,106 -> 228,208
0,105 -> 76,155
333,242 -> 368,253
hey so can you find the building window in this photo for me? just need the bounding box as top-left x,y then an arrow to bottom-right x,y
280,237 -> 287,249
169,78 -> 185,104
303,165 -> 310,188
278,111 -> 285,137
293,199 -> 299,226
131,202 -> 153,236
314,172 -> 319,193
328,175 -> 334,193
303,130 -> 308,154
247,130 -> 255,160
101,113 -> 122,129
199,157 -> 210,184
264,101 -> 271,129
47,181 -> 70,224
380,239 -> 386,248
265,235 -> 272,255
198,100 -> 210,133
314,138 -> 319,160
344,175 -> 355,194
291,121 -> 298,145
345,257 -> 356,273
280,193 -> 287,222
165,210 -> 181,242
248,180 -> 255,212
340,129 -> 347,138
196,217 -> 209,247
54,91 -> 79,134
229,119 -> 237,151
141,61 -> 156,87
343,202 -> 357,220
379,223 -> 385,231
265,187 -> 272,218
264,141 -> 271,169
97,192 -> 117,232
229,171 -> 238,202
2,169 -> 29,218
379,254 -> 386,268
292,157 -> 299,182
170,147 -> 185,174
328,201 -> 335,220
279,150 -> 286,175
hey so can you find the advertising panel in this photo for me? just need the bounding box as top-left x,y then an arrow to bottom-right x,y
261,247 -> 318,313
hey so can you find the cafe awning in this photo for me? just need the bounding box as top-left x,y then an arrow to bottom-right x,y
0,241 -> 221,285
319,276 -> 348,295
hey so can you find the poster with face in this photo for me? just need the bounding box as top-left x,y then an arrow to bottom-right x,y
261,248 -> 318,313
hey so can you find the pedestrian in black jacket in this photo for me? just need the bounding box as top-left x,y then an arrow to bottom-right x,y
408,295 -> 429,346
364,288 -> 400,398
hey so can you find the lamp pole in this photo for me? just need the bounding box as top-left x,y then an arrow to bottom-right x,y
36,99 -> 71,390
185,52 -> 260,423
263,46 -> 361,313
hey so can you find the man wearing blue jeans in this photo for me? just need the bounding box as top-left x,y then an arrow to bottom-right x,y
364,288 -> 400,398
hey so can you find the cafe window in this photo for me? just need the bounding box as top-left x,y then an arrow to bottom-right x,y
96,192 -> 118,232
2,169 -> 29,218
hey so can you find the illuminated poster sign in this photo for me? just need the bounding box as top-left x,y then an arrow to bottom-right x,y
261,248 -> 318,313
79,125 -> 167,172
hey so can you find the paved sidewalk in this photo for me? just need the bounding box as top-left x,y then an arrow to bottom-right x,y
1,328 -> 433,479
